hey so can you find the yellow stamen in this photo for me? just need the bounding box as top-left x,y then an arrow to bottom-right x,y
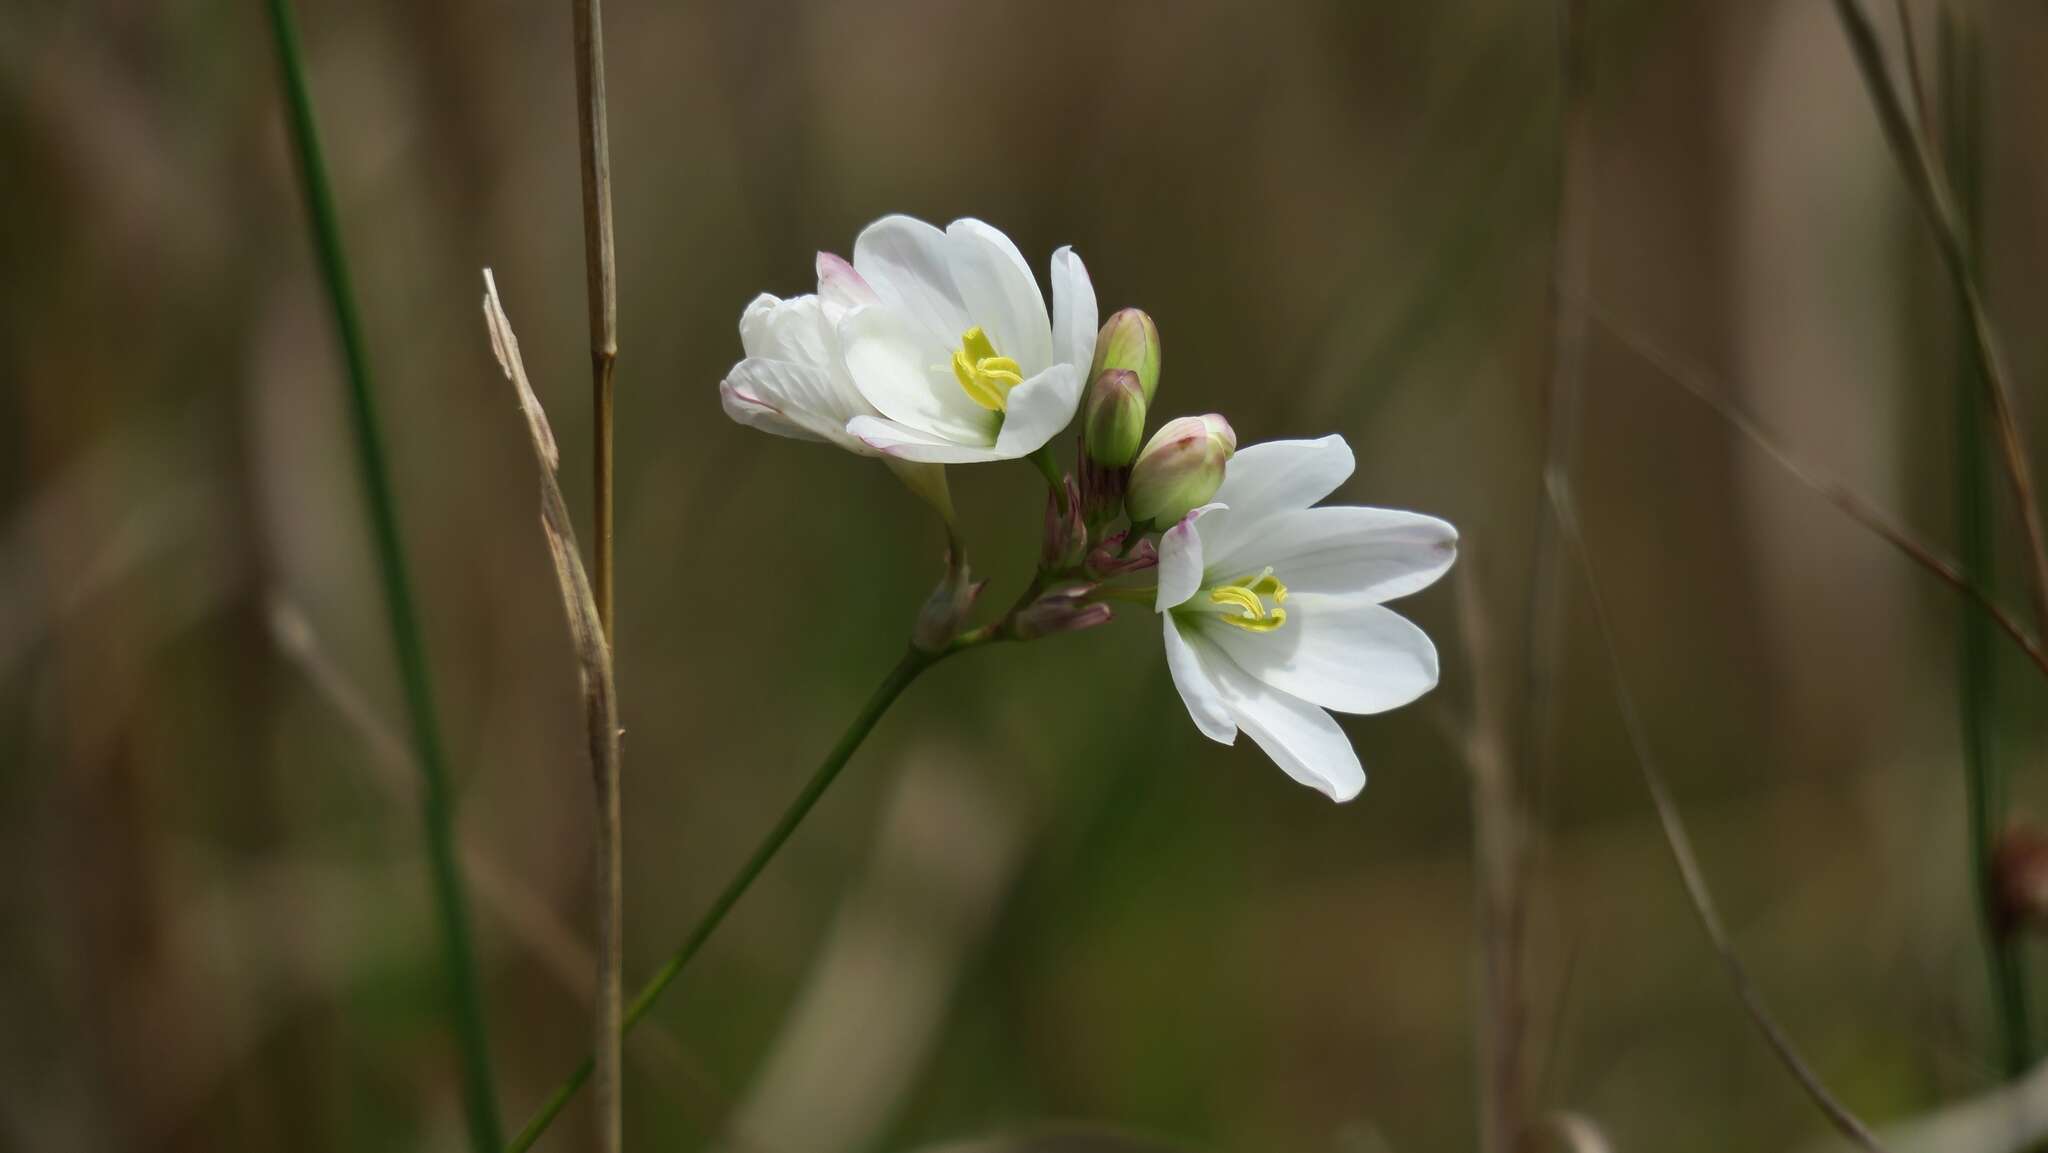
951,325 -> 1023,412
1207,568 -> 1290,633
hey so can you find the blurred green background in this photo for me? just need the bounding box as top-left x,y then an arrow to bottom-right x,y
7,0 -> 2048,1150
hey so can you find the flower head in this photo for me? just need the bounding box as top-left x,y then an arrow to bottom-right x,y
834,216 -> 1099,463
1154,435 -> 1456,801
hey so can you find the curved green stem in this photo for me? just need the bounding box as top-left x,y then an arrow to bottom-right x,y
506,646 -> 945,1152
264,2 -> 502,1149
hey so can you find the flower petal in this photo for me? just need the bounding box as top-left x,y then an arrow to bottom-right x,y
1155,502 -> 1225,610
815,252 -> 878,310
1049,245 -> 1098,377
845,415 -> 1011,464
1164,614 -> 1237,744
1210,435 -> 1356,522
990,363 -> 1082,459
946,219 -> 1053,375
839,303 -> 999,445
721,358 -> 869,452
852,215 -> 970,344
1202,647 -> 1365,801
1201,592 -> 1439,715
1205,506 -> 1457,603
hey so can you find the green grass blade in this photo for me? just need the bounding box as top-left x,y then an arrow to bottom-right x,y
263,0 -> 504,1145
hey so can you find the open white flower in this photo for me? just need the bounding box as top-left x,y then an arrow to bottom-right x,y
1154,435 -> 1456,801
836,215 -> 1097,464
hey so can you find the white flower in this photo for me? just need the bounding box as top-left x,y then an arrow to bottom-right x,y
835,215 -> 1098,464
1154,435 -> 1456,801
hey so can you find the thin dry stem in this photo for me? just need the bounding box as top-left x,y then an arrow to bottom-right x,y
1833,0 -> 2048,637
1582,298 -> 2048,680
1454,559 -> 1527,1153
575,0 -> 618,644
1546,472 -> 1889,1153
484,270 -> 623,1153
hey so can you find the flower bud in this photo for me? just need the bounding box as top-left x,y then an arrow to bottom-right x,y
1996,823 -> 2048,936
1082,369 -> 1147,467
1089,308 -> 1161,405
1125,413 -> 1235,527
1011,588 -> 1114,641
1041,475 -> 1087,570
911,552 -> 984,653
1085,530 -> 1158,579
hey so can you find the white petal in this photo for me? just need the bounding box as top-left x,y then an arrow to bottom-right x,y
946,219 -> 1053,374
1201,593 -> 1439,715
1211,435 -> 1356,522
989,363 -> 1082,459
1049,245 -> 1098,377
740,293 -> 829,365
1207,506 -> 1457,603
1203,648 -> 1365,801
1164,614 -> 1236,744
1155,502 -> 1225,610
846,415 -> 1011,464
852,215 -> 969,344
815,252 -> 878,310
721,358 -> 869,452
839,304 -> 999,445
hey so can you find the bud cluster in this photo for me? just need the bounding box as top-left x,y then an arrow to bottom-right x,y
995,305 -> 1243,643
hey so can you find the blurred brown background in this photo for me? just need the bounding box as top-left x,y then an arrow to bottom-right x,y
6,0 -> 2048,1150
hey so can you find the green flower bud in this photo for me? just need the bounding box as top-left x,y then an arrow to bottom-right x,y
1125,413 -> 1236,527
1082,368 -> 1148,467
1089,308 -> 1161,405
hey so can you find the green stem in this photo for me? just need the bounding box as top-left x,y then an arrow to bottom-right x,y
1939,10 -> 2029,1077
1028,444 -> 1069,513
263,3 -> 504,1149
506,647 -> 944,1153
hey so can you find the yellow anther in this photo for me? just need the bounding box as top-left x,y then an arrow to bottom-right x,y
951,326 -> 1024,412
1207,569 -> 1291,633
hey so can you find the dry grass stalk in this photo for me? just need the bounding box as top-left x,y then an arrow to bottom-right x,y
483,270 -> 624,1153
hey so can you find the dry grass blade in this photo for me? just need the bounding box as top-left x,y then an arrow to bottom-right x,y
1583,299 -> 2048,680
1831,0 -> 2048,636
1545,473 -> 1888,1152
483,269 -> 624,1152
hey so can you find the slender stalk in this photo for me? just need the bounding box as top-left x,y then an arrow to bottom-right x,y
1499,0 -> 1590,1146
1939,9 -> 2029,1078
571,0 -> 621,1146
574,0 -> 618,641
263,2 -> 502,1148
1547,473 -> 1888,1153
1584,301 -> 2048,681
505,646 -> 945,1153
1833,0 -> 2048,637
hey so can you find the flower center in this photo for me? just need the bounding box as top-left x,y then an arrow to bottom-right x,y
951,326 -> 1024,412
1206,567 -> 1289,633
